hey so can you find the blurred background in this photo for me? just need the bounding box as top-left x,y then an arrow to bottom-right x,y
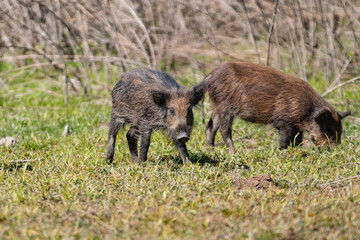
1,0 -> 360,101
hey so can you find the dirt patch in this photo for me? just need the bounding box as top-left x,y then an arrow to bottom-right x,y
235,174 -> 276,189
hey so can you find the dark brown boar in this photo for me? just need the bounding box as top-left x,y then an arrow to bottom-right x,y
106,68 -> 204,163
204,62 -> 351,151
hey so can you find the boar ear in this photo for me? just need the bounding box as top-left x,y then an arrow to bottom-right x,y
314,108 -> 332,123
337,111 -> 351,119
190,82 -> 205,106
152,91 -> 170,107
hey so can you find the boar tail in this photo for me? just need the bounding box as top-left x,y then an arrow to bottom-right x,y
201,94 -> 206,124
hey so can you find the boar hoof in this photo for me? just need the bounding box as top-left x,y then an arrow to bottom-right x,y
105,158 -> 114,164
181,158 -> 192,165
105,154 -> 114,164
205,143 -> 215,151
229,149 -> 238,154
131,156 -> 146,164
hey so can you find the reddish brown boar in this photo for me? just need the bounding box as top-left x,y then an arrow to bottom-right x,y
204,62 -> 351,151
106,68 -> 204,163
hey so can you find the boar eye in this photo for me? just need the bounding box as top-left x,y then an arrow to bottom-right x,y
168,108 -> 175,116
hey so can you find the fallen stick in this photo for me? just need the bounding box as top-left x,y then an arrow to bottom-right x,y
328,175 -> 360,185
320,175 -> 360,191
322,75 -> 360,97
7,159 -> 44,164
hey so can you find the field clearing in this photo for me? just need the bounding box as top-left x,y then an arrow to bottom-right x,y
1,67 -> 360,239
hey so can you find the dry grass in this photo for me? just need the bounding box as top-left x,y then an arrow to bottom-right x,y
1,63 -> 360,239
1,0 -> 360,95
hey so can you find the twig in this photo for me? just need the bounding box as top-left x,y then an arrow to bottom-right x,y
319,0 -> 332,84
327,175 -> 360,185
322,75 -> 360,97
328,58 -> 351,89
293,0 -> 307,81
340,0 -> 359,48
240,0 -> 261,64
0,54 -> 144,66
7,159 -> 44,164
266,0 -> 280,66
319,174 -> 360,191
122,0 -> 156,68
0,61 -> 62,77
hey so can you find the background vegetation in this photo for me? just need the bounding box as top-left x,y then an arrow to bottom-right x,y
1,0 -> 360,239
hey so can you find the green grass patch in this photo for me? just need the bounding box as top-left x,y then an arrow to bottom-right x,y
1,67 -> 360,239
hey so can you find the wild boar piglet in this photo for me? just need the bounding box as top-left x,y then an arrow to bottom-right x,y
106,68 -> 204,163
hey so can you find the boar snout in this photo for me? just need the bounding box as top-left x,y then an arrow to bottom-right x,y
177,131 -> 190,143
313,107 -> 350,147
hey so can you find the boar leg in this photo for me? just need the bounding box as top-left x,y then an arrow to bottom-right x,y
205,113 -> 220,147
138,129 -> 152,162
219,115 -> 236,153
106,116 -> 124,163
126,126 -> 139,162
278,124 -> 303,149
174,141 -> 191,164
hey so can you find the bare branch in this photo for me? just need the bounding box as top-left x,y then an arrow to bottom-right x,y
322,76 -> 360,97
266,0 -> 280,66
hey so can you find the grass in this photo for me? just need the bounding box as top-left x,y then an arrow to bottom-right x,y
1,66 -> 360,240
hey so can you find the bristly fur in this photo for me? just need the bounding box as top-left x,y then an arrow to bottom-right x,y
202,62 -> 350,151
106,68 -> 205,163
